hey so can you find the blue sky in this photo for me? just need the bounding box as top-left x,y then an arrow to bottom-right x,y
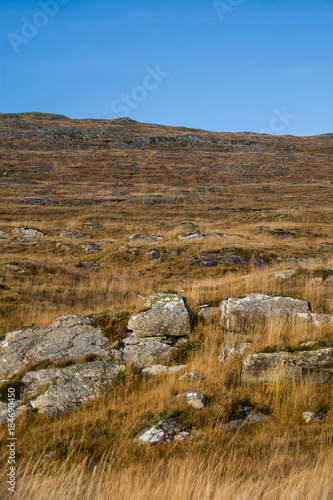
0,0 -> 332,135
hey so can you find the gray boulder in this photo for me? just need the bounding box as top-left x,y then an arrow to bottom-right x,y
28,361 -> 124,416
0,315 -> 112,381
11,228 -> 44,239
127,293 -> 191,341
242,348 -> 333,384
221,406 -> 267,431
218,342 -> 252,362
142,365 -> 186,376
221,294 -> 312,332
175,391 -> 206,409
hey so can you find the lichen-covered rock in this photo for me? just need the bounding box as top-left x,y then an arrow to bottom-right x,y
111,340 -> 173,368
11,228 -> 44,238
135,418 -> 192,445
221,294 -> 312,332
142,365 -> 186,376
28,361 -> 124,415
242,348 -> 333,384
0,315 -> 112,380
127,293 -> 191,340
175,391 -> 206,409
218,343 -> 252,362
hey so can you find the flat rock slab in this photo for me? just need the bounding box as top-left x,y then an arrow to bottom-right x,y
242,348 -> 333,384
221,294 -> 312,333
0,315 -> 111,380
142,365 -> 186,376
127,293 -> 191,340
28,361 -> 124,416
11,228 -> 44,238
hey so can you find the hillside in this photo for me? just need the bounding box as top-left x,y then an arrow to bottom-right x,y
0,113 -> 332,499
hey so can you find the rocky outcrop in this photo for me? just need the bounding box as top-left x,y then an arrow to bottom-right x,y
0,315 -> 112,381
221,294 -> 312,332
178,231 -> 221,242
11,228 -> 44,238
242,348 -> 333,384
111,293 -> 191,368
135,417 -> 193,445
141,365 -> 186,376
27,361 -> 124,416
218,343 -> 252,362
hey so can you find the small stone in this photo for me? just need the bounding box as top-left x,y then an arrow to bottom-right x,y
180,391 -> 206,409
301,411 -> 327,424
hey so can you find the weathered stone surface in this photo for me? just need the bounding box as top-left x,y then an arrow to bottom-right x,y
127,234 -> 163,243
178,371 -> 204,382
11,228 -> 44,238
0,315 -> 112,380
5,264 -> 20,271
221,294 -> 312,332
218,343 -> 252,362
21,368 -> 62,401
178,231 -> 221,242
29,361 -> 124,415
59,232 -> 91,239
142,365 -> 186,376
127,293 -> 191,341
146,250 -> 160,260
111,340 -> 173,368
242,348 -> 333,384
81,244 -> 101,254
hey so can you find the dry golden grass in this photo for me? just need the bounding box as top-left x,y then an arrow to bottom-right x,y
0,113 -> 332,498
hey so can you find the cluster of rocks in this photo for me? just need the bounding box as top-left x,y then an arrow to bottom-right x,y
187,252 -> 246,267
135,417 -> 195,445
110,293 -> 191,367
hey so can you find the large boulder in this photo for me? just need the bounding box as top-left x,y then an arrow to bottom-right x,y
11,228 -> 44,239
127,293 -> 191,341
27,361 -> 124,415
221,294 -> 312,332
242,348 -> 333,384
111,340 -> 173,368
0,315 -> 112,381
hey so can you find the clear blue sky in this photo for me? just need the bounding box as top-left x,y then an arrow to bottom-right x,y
0,0 -> 332,135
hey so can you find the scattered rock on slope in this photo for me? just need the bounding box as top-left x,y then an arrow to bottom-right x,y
0,315 -> 112,380
26,361 -> 124,416
242,348 -> 333,384
11,228 -> 44,238
221,294 -> 312,333
218,343 -> 252,362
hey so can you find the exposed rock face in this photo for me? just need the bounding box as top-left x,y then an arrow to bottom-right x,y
221,294 -> 312,332
11,228 -> 44,238
111,340 -> 173,368
242,348 -> 333,384
218,343 -> 252,362
127,293 -> 191,341
141,365 -> 186,376
135,418 -> 191,445
0,315 -> 112,380
81,244 -> 101,254
178,231 -> 221,242
59,232 -> 91,239
28,361 -> 124,416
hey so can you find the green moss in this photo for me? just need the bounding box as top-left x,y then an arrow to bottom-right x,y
91,311 -> 130,342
